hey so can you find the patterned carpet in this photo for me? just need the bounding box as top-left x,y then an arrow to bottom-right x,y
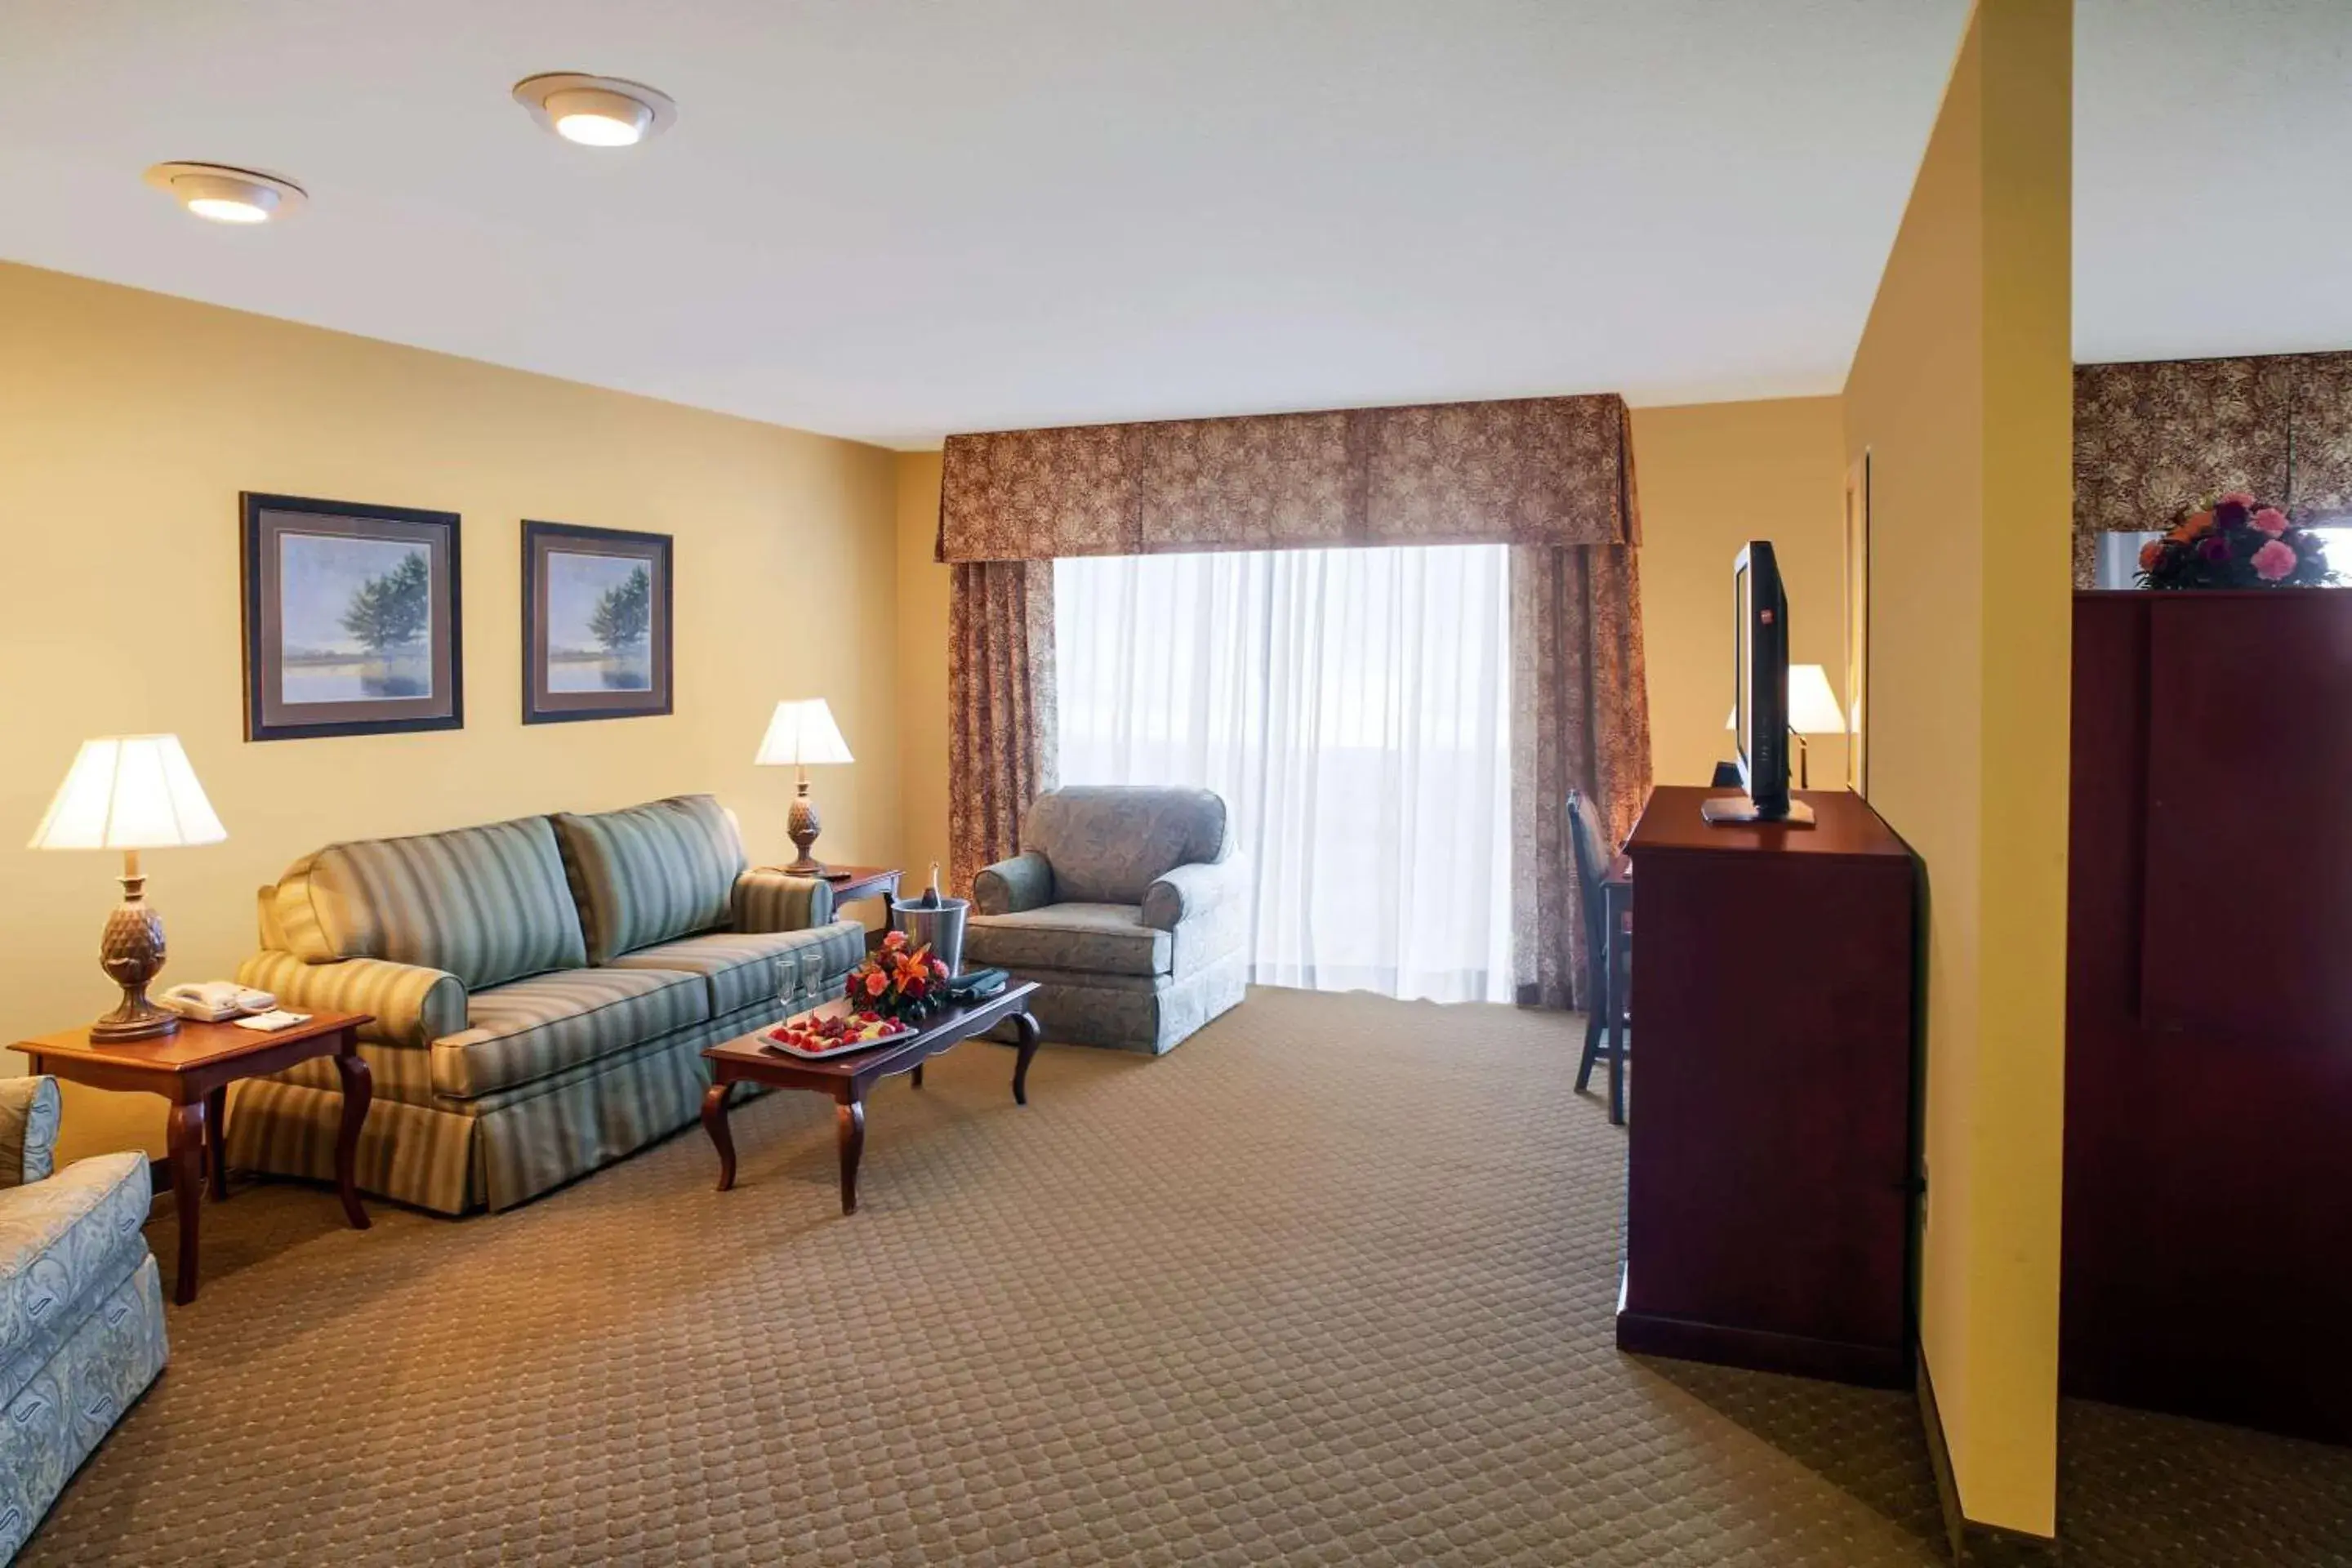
17,987 -> 2350,1565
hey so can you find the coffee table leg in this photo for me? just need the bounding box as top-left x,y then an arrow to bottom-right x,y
1012,1011 -> 1042,1106
165,1099 -> 206,1305
911,1063 -> 924,1089
332,1049 -> 373,1231
702,1082 -> 737,1192
204,1085 -> 229,1202
836,1092 -> 866,1215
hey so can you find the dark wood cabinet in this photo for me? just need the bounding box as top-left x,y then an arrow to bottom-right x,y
2065,590 -> 2352,1443
1616,785 -> 1918,1388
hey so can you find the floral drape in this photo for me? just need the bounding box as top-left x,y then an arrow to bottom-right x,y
947,561 -> 1057,896
1508,446 -> 1651,1010
2074,350 -> 2352,586
938,394 -> 1650,1013
938,395 -> 1634,561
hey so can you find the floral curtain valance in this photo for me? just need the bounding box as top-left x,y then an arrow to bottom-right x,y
2074,350 -> 2352,584
937,394 -> 1638,562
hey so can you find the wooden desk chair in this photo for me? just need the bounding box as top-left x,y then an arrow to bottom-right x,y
1566,791 -> 1631,1124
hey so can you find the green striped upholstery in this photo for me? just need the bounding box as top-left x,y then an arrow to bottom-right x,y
552,795 -> 746,965
270,816 -> 586,991
238,951 -> 466,1051
430,966 -> 709,1100
228,991 -> 799,1213
609,920 -> 865,1014
733,867 -> 836,933
0,1076 -> 60,1189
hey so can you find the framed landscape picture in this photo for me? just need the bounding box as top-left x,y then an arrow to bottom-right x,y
522,520 -> 673,724
240,492 -> 464,742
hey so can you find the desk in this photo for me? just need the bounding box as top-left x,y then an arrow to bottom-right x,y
12,1011 -> 374,1303
1592,853 -> 1633,1124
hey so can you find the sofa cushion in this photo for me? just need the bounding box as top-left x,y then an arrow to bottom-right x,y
965,902 -> 1173,978
0,1078 -> 60,1190
553,795 -> 747,965
0,1152 -> 152,1410
609,922 -> 866,1015
430,967 -> 710,1100
1023,787 -> 1230,904
271,815 -> 587,991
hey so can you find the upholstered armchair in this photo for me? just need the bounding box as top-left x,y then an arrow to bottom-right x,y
965,786 -> 1250,1054
1,1076 -> 169,1561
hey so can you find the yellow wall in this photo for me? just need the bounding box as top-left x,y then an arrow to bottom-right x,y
888,399 -> 1854,865
1841,0 -> 2072,1538
894,451 -> 953,895
1630,398 -> 1849,789
0,262 -> 902,1161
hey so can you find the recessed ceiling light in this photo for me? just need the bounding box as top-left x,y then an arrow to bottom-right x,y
512,73 -> 676,148
143,163 -> 306,224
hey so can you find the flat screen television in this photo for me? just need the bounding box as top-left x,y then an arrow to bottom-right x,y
1704,541 -> 1813,826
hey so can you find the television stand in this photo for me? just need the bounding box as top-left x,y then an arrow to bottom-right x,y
1699,795 -> 1815,826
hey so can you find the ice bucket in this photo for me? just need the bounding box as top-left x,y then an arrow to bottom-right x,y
889,896 -> 969,977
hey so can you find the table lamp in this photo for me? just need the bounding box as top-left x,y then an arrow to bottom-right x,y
29,735 -> 228,1040
755,699 -> 853,875
1725,663 -> 1849,790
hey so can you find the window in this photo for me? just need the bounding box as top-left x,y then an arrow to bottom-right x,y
1055,545 -> 1512,1004
2094,525 -> 2352,588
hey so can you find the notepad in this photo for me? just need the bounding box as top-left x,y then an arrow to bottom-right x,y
233,1009 -> 312,1032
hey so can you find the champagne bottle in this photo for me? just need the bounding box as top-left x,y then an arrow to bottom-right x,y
920,861 -> 942,909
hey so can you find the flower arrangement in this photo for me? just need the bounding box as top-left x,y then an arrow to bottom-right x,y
846,929 -> 952,1022
2136,492 -> 2337,589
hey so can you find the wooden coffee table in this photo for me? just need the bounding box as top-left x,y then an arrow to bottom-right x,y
12,1010 -> 375,1303
699,982 -> 1040,1214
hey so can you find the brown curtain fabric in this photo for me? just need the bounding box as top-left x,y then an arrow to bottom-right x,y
1508,545 -> 1650,1009
2072,350 -> 2352,586
947,560 -> 1058,896
938,394 -> 1635,561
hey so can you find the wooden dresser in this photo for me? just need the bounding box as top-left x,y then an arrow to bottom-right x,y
1615,784 -> 1919,1387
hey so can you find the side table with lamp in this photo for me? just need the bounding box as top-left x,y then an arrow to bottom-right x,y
15,734 -> 376,1303
754,697 -> 855,875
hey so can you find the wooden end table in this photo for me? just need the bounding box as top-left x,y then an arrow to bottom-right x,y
11,1010 -> 375,1303
700,982 -> 1040,1214
767,864 -> 902,951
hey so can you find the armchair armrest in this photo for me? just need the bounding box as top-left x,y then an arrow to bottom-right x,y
732,868 -> 835,933
974,853 -> 1054,915
1142,854 -> 1252,931
238,950 -> 466,1050
0,1075 -> 61,1188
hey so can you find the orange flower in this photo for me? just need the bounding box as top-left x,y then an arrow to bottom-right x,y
863,970 -> 888,998
2167,510 -> 2216,542
2138,540 -> 2163,572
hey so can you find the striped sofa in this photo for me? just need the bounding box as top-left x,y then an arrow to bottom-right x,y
229,795 -> 865,1214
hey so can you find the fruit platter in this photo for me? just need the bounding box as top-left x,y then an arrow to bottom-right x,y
762,998 -> 916,1060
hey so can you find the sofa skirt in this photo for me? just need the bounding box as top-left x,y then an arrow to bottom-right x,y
225,995 -> 791,1214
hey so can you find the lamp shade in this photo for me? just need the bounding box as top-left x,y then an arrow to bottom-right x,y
29,735 -> 227,850
754,699 -> 853,767
1725,664 -> 1849,737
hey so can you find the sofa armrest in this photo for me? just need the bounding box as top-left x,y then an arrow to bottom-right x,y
974,853 -> 1054,915
1142,853 -> 1252,932
0,1075 -> 61,1188
238,950 -> 466,1050
732,868 -> 836,933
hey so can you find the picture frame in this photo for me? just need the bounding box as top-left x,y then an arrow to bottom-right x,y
1842,452 -> 1872,797
240,492 -> 465,742
522,520 -> 674,724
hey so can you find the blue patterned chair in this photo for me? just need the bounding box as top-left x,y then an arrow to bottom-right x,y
1,1076 -> 169,1562
966,786 -> 1250,1054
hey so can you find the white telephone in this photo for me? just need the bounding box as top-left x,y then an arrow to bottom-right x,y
160,981 -> 278,1023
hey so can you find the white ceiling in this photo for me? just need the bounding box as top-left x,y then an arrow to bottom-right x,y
0,0 -> 1976,448
2074,0 -> 2352,366
6,3 -> 2337,450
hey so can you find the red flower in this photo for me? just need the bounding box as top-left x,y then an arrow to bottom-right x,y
2252,507 -> 2289,535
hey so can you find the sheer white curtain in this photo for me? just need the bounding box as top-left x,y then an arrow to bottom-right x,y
1054,544 -> 1512,1003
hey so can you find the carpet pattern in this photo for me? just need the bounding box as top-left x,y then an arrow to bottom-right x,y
16,987 -> 2350,1565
